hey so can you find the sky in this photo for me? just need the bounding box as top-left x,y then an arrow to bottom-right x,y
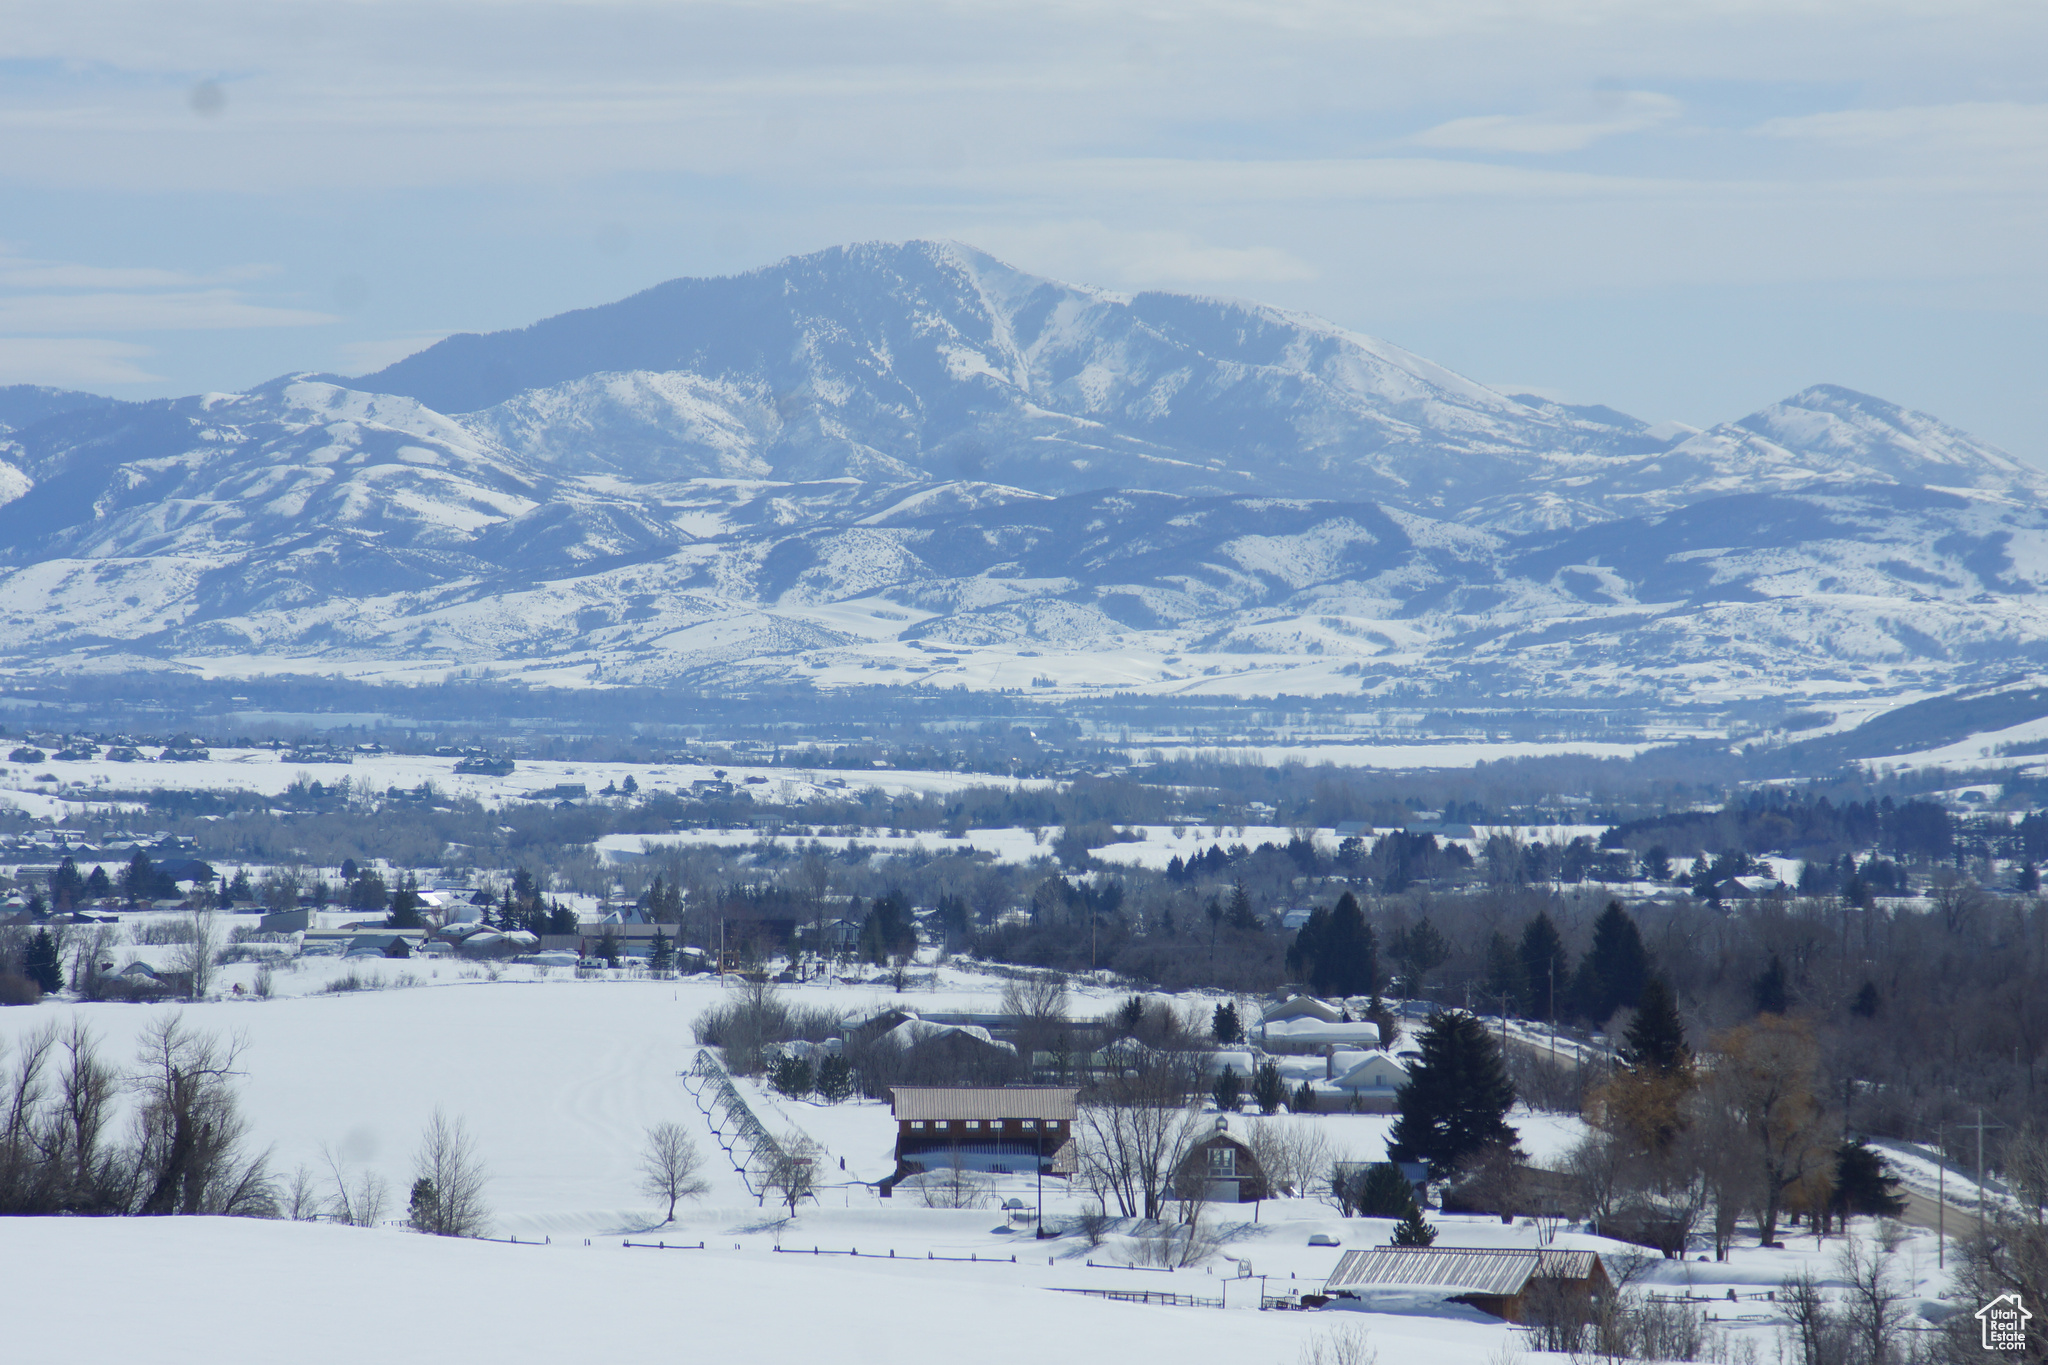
2,0 -> 2045,455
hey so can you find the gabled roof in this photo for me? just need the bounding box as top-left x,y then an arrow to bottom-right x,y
890,1087 -> 1077,1121
1325,1247 -> 1541,1297
1262,995 -> 1342,1025
1264,1016 -> 1381,1045
1331,1051 -> 1409,1088
1324,1246 -> 1606,1297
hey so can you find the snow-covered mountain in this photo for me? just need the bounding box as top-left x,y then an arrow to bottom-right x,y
0,241 -> 2042,702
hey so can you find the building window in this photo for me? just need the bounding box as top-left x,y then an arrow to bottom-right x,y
910,1120 -> 925,1129
1021,1119 -> 1037,1130
1208,1147 -> 1236,1175
966,1120 -> 981,1130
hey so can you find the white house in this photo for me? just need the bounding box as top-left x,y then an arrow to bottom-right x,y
1262,1015 -> 1382,1053
1261,995 -> 1343,1026
1327,1050 -> 1409,1111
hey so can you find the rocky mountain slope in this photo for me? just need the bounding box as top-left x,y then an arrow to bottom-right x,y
0,242 -> 2042,702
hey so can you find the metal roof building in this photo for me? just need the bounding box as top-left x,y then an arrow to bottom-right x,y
1326,1247 -> 1543,1297
1323,1247 -> 1612,1323
888,1086 -> 1077,1122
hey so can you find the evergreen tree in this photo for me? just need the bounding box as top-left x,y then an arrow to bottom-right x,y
1226,880 -> 1259,930
1357,1162 -> 1416,1218
1830,1141 -> 1906,1220
1388,1011 -> 1518,1180
1517,912 -> 1569,1021
347,867 -> 389,913
121,851 -> 161,905
1117,995 -> 1147,1036
1212,1066 -> 1244,1114
858,891 -> 916,965
1212,1001 -> 1243,1044
1753,953 -> 1790,1015
23,928 -> 62,994
1390,1203 -> 1437,1247
769,1053 -> 814,1098
49,856 -> 85,911
407,1178 -> 440,1233
1292,1080 -> 1319,1114
1850,980 -> 1880,1019
547,901 -> 577,935
386,872 -> 424,929
1617,976 -> 1690,1075
596,928 -> 621,968
227,869 -> 255,904
1482,932 -> 1525,1015
1252,1060 -> 1286,1116
84,864 -> 112,899
1641,845 -> 1672,881
1289,892 -> 1379,997
1390,917 -> 1450,994
1573,900 -> 1650,1025
649,929 -> 675,976
815,1054 -> 854,1102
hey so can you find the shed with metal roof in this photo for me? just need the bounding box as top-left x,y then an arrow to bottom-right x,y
1322,1246 -> 1610,1322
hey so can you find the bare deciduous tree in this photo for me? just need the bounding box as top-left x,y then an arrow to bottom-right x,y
283,1164 -> 321,1220
762,1134 -> 818,1217
409,1109 -> 489,1236
128,1015 -> 274,1216
1075,1060 -> 1206,1221
172,907 -> 223,1000
1704,1015 -> 1831,1248
321,1144 -> 389,1228
1298,1322 -> 1377,1365
638,1120 -> 708,1222
914,1149 -> 992,1210
1246,1116 -> 1335,1199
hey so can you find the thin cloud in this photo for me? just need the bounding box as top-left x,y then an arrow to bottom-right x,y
1754,100 -> 2048,155
970,223 -> 1315,288
0,260 -> 278,290
0,337 -> 161,386
1410,92 -> 1682,155
0,290 -> 336,333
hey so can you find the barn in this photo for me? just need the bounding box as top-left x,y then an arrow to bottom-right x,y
1322,1246 -> 1611,1322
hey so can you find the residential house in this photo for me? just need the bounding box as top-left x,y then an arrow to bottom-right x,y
1261,995 -> 1344,1027
1262,1015 -> 1382,1054
1325,1049 -> 1408,1112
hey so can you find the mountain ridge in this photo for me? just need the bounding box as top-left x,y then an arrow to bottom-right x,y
0,241 -> 2042,703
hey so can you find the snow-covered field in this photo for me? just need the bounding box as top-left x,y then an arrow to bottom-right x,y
1124,740 -> 1660,768
0,962 -> 1961,1364
0,746 -> 1052,822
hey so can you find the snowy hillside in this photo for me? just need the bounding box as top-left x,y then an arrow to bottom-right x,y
0,242 -> 2043,703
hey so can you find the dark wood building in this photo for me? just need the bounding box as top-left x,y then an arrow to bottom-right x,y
885,1087 -> 1078,1191
1173,1117 -> 1272,1203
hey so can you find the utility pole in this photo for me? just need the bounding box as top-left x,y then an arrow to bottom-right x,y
1937,1121 -> 1945,1270
1966,1107 -> 2006,1235
1548,960 -> 1557,1070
